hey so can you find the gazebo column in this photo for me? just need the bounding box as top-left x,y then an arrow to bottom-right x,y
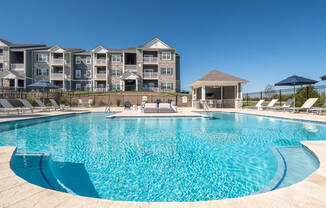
201,85 -> 206,101
136,79 -> 138,91
14,78 -> 18,89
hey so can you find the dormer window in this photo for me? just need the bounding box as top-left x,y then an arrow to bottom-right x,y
162,52 -> 171,60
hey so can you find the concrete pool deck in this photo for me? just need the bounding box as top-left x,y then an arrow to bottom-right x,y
1,107 -> 326,207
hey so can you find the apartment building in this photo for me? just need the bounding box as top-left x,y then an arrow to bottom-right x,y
0,38 -> 180,92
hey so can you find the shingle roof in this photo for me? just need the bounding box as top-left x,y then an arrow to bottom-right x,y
197,70 -> 248,82
189,70 -> 248,87
11,44 -> 46,48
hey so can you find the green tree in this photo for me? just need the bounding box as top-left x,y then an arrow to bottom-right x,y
295,85 -> 323,107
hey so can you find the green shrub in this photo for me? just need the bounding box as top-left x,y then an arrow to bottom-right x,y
59,97 -> 67,105
91,99 -> 96,106
295,85 -> 321,107
27,97 -> 37,107
116,99 -> 121,107
46,102 -> 52,107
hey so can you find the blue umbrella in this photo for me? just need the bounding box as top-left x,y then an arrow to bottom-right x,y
321,75 -> 326,81
275,75 -> 318,109
27,80 -> 60,102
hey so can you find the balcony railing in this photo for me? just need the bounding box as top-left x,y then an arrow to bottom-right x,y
142,87 -> 158,92
125,65 -> 137,72
143,57 -> 158,64
94,73 -> 107,79
52,58 -> 64,65
143,72 -> 158,79
51,73 -> 64,80
0,55 -> 3,62
95,59 -> 107,65
11,64 -> 24,70
93,87 -> 106,92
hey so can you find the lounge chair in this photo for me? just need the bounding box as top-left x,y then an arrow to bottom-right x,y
159,103 -> 174,113
171,101 -> 178,113
0,99 -> 27,114
270,98 -> 294,111
288,98 -> 318,112
78,99 -> 83,107
35,99 -> 53,111
263,99 -> 278,110
245,100 -> 264,110
18,99 -> 35,113
49,99 -> 65,111
88,99 -> 93,107
144,103 -> 158,113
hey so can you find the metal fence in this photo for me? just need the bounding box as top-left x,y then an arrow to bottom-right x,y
243,85 -> 326,107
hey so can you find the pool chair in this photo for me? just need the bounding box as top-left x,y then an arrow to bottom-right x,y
159,103 -> 174,113
88,99 -> 93,107
124,101 -> 131,109
78,99 -> 83,107
171,101 -> 178,113
49,99 -> 66,111
270,98 -> 294,111
36,99 -> 53,111
245,99 -> 264,110
288,98 -> 318,113
263,99 -> 278,110
18,99 -> 37,113
0,99 -> 27,114
144,103 -> 158,113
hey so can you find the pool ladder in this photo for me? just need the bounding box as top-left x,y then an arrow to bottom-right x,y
202,101 -> 214,119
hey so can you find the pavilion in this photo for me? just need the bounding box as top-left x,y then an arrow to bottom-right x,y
189,70 -> 248,108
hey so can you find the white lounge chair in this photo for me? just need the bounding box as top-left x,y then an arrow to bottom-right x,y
18,99 -> 35,113
35,99 -> 52,111
270,98 -> 294,111
263,99 -> 278,110
0,99 -> 27,114
144,103 -> 158,113
246,100 -> 265,110
159,103 -> 174,113
88,99 -> 93,107
171,101 -> 178,113
288,98 -> 318,112
49,99 -> 64,111
78,99 -> 83,107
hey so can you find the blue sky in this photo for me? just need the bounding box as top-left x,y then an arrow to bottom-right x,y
1,0 -> 326,92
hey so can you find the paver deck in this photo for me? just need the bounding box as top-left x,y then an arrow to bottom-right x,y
1,107 -> 326,207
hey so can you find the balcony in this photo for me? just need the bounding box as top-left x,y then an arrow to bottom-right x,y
0,55 -> 3,62
93,88 -> 106,92
143,72 -> 158,79
125,65 -> 137,73
11,64 -> 24,70
95,59 -> 107,65
94,73 -> 107,79
142,87 -> 158,92
143,57 -> 158,64
51,73 -> 64,80
52,58 -> 64,65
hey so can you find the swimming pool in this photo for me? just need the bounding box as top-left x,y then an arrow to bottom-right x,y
1,112 -> 321,202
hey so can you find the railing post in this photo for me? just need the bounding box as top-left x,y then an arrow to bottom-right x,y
260,91 -> 263,100
246,93 -> 249,106
279,89 -> 282,106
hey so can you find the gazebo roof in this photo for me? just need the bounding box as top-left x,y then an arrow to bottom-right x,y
189,70 -> 248,88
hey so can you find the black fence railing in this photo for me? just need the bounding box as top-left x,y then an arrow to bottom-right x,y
243,85 -> 326,108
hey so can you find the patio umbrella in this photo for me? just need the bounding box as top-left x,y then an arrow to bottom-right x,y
321,75 -> 326,81
275,75 -> 318,110
27,80 -> 60,102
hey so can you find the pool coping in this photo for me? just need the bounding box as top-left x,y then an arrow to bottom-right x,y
1,110 -> 326,207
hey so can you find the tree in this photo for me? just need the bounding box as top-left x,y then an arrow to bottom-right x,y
295,85 -> 324,107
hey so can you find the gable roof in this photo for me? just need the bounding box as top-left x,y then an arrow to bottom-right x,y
120,72 -> 140,80
0,38 -> 13,46
189,70 -> 248,88
91,46 -> 108,53
139,38 -> 174,49
0,70 -> 25,79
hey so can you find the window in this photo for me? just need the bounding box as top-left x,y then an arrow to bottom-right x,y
36,68 -> 48,76
111,69 -> 121,76
86,56 -> 91,64
162,52 -> 171,60
85,83 -> 91,90
75,56 -> 81,64
76,83 -> 81,90
37,53 -> 48,62
111,55 -> 121,62
75,70 -> 81,78
0,49 -> 3,54
112,84 -> 120,91
161,82 -> 173,90
0,63 -> 3,71
86,70 -> 91,78
161,67 -> 172,75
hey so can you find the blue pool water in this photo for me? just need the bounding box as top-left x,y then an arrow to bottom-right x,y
1,112 -> 322,201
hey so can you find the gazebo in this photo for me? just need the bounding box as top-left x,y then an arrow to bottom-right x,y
189,70 -> 248,108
